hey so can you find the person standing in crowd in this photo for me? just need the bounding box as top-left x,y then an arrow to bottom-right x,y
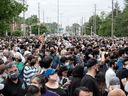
30,75 -> 58,96
0,47 -> 7,64
121,58 -> 128,92
0,62 -> 27,96
6,52 -> 14,63
108,88 -> 126,96
45,68 -> 67,96
118,48 -> 126,69
105,60 -> 118,88
95,72 -> 107,96
57,66 -> 70,89
49,46 -> 61,69
85,44 -> 93,61
23,55 -> 39,85
27,84 -> 41,96
0,65 -> 7,83
80,58 -> 100,96
40,56 -> 53,75
76,45 -> 84,66
11,44 -> 25,63
74,86 -> 93,96
70,65 -> 85,96
14,54 -> 24,78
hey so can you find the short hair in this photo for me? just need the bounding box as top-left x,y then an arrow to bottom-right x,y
122,58 -> 128,65
60,57 -> 67,64
119,48 -> 125,56
39,56 -> 53,68
61,50 -> 67,55
0,64 -> 6,74
39,49 -> 45,54
93,49 -> 99,56
108,89 -> 126,96
74,86 -> 91,96
6,62 -> 17,70
0,47 -> 3,50
27,85 -> 39,96
110,60 -> 115,67
6,52 -> 13,58
87,44 -> 92,48
31,75 -> 46,94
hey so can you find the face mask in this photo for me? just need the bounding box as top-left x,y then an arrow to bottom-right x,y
49,74 -> 58,81
50,50 -> 55,54
12,57 -> 15,61
105,60 -> 109,63
10,71 -> 20,80
2,73 -> 7,78
110,56 -> 114,59
15,47 -> 19,51
0,52 -> 4,56
113,85 -> 120,89
88,49 -> 92,51
126,65 -> 128,70
97,55 -> 100,59
65,62 -> 69,66
30,61 -> 36,66
30,83 -> 38,88
18,59 -> 22,62
114,65 -> 119,70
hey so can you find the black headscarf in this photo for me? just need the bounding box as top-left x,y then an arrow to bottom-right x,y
73,65 -> 84,78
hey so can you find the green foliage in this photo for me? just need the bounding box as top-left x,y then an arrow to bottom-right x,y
72,23 -> 80,35
85,15 -> 102,35
25,15 -> 39,25
0,0 -> 27,37
11,27 -> 23,36
32,24 -> 49,35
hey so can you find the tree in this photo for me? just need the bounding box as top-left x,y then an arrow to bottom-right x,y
72,23 -> 80,35
11,27 -> 23,36
32,24 -> 49,35
0,0 -> 27,37
25,15 -> 39,25
85,15 -> 102,35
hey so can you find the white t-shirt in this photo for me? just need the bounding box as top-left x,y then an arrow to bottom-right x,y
105,68 -> 116,88
1,56 -> 7,63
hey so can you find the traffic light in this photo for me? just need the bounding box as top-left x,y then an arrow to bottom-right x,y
67,26 -> 69,30
81,25 -> 83,28
60,24 -> 62,28
100,25 -> 101,28
91,26 -> 92,29
29,26 -> 31,28
39,23 -> 41,26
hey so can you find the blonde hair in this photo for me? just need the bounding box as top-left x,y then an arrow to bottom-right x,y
108,88 -> 126,96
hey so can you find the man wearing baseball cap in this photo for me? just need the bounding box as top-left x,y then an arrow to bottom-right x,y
80,58 -> 100,96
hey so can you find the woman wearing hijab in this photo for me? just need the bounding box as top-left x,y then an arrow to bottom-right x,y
70,65 -> 85,96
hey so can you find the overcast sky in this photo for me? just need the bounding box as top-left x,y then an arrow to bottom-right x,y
19,0 -> 125,28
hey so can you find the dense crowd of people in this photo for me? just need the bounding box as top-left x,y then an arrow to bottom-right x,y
0,35 -> 128,96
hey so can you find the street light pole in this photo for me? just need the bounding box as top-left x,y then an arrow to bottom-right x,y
23,0 -> 25,36
112,0 -> 114,37
57,0 -> 59,33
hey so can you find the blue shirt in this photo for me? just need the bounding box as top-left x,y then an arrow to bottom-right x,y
117,58 -> 122,69
49,54 -> 61,69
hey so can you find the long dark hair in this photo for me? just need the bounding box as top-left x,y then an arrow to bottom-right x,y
58,65 -> 68,80
95,72 -> 106,96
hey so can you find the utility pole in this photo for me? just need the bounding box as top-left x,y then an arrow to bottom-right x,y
82,17 -> 83,35
84,17 -> 86,34
38,3 -> 40,36
112,0 -> 114,37
23,0 -> 25,36
43,10 -> 44,24
57,0 -> 59,33
95,4 -> 96,35
47,17 -> 48,23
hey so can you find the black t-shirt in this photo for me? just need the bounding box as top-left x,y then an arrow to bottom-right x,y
120,68 -> 128,80
0,77 -> 27,96
99,63 -> 108,75
80,74 -> 100,96
47,86 -> 67,96
116,68 -> 126,90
